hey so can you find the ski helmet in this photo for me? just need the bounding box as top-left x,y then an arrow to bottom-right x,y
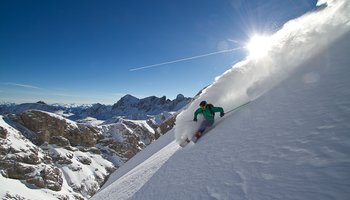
199,101 -> 207,107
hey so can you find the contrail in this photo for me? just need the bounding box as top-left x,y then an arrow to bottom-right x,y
129,47 -> 243,71
3,82 -> 42,89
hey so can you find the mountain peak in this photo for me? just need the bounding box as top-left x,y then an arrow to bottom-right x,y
36,101 -> 47,105
121,94 -> 139,101
176,94 -> 185,101
112,94 -> 140,109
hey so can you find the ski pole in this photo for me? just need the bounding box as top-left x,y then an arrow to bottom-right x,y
224,101 -> 251,114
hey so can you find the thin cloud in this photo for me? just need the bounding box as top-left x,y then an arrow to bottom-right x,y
3,82 -> 42,89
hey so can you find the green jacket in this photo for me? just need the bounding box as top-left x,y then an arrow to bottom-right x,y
194,104 -> 224,123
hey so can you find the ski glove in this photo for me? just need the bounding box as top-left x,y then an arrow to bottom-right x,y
220,112 -> 225,117
193,118 -> 197,122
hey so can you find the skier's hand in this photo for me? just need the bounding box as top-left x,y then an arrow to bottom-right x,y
220,112 -> 225,117
193,118 -> 197,122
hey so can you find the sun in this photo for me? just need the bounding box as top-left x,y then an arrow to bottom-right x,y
247,35 -> 272,59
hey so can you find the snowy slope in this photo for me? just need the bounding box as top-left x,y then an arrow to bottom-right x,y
175,0 -> 350,143
92,1 -> 350,199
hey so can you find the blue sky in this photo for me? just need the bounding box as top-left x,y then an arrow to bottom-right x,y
0,0 -> 317,105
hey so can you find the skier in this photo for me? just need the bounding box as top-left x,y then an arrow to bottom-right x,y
191,101 -> 224,141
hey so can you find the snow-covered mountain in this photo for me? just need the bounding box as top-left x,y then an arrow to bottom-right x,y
72,94 -> 190,120
92,1 -> 350,199
0,112 -> 114,199
0,94 -> 190,199
0,110 -> 174,199
0,102 -> 64,115
111,94 -> 189,118
0,94 -> 191,121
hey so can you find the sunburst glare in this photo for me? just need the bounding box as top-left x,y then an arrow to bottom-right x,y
247,35 -> 272,59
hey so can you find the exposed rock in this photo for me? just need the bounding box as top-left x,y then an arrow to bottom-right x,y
68,164 -> 82,172
18,110 -> 100,147
63,145 -> 79,152
88,147 -> 101,154
0,145 -> 7,156
50,136 -> 70,147
5,162 -> 36,180
0,126 -> 8,139
157,115 -> 177,135
1,161 -> 63,192
11,151 -> 40,165
51,154 -> 73,165
41,166 -> 63,191
0,160 -> 12,171
98,119 -> 158,163
19,111 -> 66,144
4,192 -> 27,200
42,154 -> 53,165
26,176 -> 46,188
77,155 -> 92,165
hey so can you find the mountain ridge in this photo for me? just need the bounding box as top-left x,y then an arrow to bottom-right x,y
0,94 -> 191,120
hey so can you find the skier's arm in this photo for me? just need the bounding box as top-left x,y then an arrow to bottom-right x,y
193,108 -> 202,121
212,107 -> 225,117
212,107 -> 224,113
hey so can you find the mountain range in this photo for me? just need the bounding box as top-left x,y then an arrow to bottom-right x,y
0,94 -> 191,199
0,94 -> 190,120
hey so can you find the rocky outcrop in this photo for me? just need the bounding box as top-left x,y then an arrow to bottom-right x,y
0,125 -> 64,193
0,115 -> 114,199
50,135 -> 71,147
17,110 -> 100,146
157,115 -> 177,135
0,126 -> 7,139
99,119 -> 157,162
3,163 -> 63,191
